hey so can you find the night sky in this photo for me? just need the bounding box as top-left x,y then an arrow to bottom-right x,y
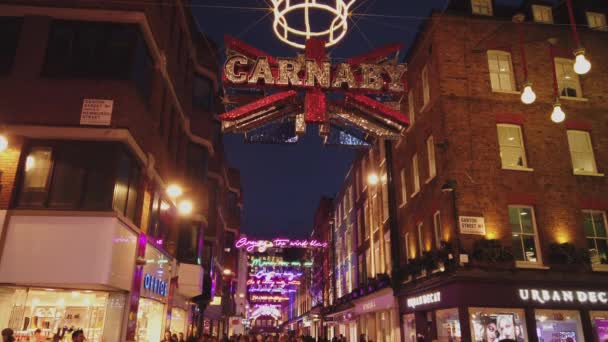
192,0 -> 523,238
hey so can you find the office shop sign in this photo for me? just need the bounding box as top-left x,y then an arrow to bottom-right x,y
143,273 -> 168,297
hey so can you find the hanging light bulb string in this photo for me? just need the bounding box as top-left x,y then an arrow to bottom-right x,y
565,0 -> 581,48
517,21 -> 528,80
549,43 -> 566,123
549,43 -> 559,99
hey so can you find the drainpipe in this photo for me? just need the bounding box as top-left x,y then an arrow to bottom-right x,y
384,140 -> 402,289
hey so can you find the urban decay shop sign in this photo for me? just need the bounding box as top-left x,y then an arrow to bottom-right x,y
407,291 -> 441,309
519,288 -> 608,305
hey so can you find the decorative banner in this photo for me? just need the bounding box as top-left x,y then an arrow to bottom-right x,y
221,36 -> 409,145
235,237 -> 328,252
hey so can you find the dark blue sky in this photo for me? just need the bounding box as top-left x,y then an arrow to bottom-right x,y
192,0 -> 522,238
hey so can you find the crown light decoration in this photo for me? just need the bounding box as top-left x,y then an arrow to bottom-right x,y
272,0 -> 356,49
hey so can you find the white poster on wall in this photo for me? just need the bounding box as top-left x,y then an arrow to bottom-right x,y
80,99 -> 113,126
459,216 -> 486,235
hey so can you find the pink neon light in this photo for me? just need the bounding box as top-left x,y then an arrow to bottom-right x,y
235,237 -> 328,252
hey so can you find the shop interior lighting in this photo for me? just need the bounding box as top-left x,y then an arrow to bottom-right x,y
0,135 -> 7,152
166,184 -> 183,198
271,0 -> 356,49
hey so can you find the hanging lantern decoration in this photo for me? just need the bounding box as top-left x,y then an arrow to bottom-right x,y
549,43 -> 565,123
565,0 -> 591,75
515,16 -> 536,105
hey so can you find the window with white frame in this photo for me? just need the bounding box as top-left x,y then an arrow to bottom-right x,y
412,154 -> 420,195
408,90 -> 415,127
433,211 -> 443,249
422,65 -> 430,107
583,210 -> 608,265
532,5 -> 553,24
399,168 -> 407,206
487,50 -> 516,92
426,135 -> 437,180
567,130 -> 598,174
471,0 -> 492,16
555,58 -> 582,98
509,206 -> 541,264
587,12 -> 607,31
417,222 -> 424,256
404,232 -> 410,262
497,124 -> 528,169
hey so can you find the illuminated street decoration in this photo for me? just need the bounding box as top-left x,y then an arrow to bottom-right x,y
250,258 -> 313,267
248,286 -> 296,294
235,237 -> 328,252
246,279 -> 302,287
250,304 -> 282,320
250,295 -> 290,303
221,36 -> 409,145
270,0 -> 356,49
251,270 -> 303,281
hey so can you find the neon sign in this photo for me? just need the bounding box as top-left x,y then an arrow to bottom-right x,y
250,304 -> 282,320
246,279 -> 301,287
406,291 -> 441,309
250,258 -> 313,268
248,286 -> 296,294
143,274 -> 168,297
251,270 -> 303,281
250,295 -> 290,303
235,237 -> 328,252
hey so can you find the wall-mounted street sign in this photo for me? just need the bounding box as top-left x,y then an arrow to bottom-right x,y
459,216 -> 486,235
80,99 -> 113,126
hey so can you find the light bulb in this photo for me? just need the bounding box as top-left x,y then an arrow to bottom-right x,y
573,50 -> 591,75
367,173 -> 379,186
166,184 -> 183,198
0,135 -> 7,152
551,102 -> 566,123
178,199 -> 193,215
520,83 -> 536,104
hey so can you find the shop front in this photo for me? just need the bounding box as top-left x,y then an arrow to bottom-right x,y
0,214 -> 139,341
353,288 -> 399,342
399,279 -> 608,342
135,244 -> 172,342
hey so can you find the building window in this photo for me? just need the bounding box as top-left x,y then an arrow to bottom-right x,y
193,75 -> 214,111
43,21 -> 153,101
412,154 -> 420,195
471,0 -> 492,16
535,309 -> 584,341
374,240 -> 381,275
404,232 -> 410,262
497,124 -> 528,170
364,200 -> 370,239
567,130 -> 598,175
555,58 -> 582,98
384,230 -> 392,274
113,149 -> 141,221
399,168 -> 407,206
587,12 -> 607,31
422,65 -> 430,108
0,17 -> 23,76
18,142 -> 117,211
417,223 -> 424,256
470,308 -> 528,341
186,143 -> 209,183
583,210 -> 607,265
426,135 -> 437,180
532,5 -> 553,24
408,90 -> 415,127
487,50 -> 516,92
433,211 -> 443,249
509,206 -> 541,264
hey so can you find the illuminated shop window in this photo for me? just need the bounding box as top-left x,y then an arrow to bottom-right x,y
591,311 -> 608,340
535,309 -> 584,341
470,307 -> 527,342
436,308 -> 461,341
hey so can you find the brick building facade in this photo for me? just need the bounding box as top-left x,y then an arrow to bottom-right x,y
392,0 -> 608,341
0,1 -> 240,340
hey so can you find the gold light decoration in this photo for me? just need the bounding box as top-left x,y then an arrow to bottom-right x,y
271,0 -> 357,49
360,64 -> 383,90
277,59 -> 303,86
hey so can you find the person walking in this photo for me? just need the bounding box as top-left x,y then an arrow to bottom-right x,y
71,330 -> 85,342
1,329 -> 14,342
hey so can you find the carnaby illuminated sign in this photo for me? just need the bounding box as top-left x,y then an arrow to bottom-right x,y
518,289 -> 608,305
224,55 -> 407,92
143,274 -> 168,297
407,291 -> 441,309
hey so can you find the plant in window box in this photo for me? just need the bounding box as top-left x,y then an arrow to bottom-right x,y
421,251 -> 439,272
405,258 -> 424,277
437,241 -> 458,271
470,238 -> 515,269
547,242 -> 591,270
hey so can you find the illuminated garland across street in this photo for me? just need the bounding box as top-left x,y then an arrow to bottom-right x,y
250,270 -> 303,281
236,237 -> 328,252
250,258 -> 313,267
246,279 -> 302,286
250,294 -> 290,303
248,286 -> 297,294
251,304 -> 282,320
